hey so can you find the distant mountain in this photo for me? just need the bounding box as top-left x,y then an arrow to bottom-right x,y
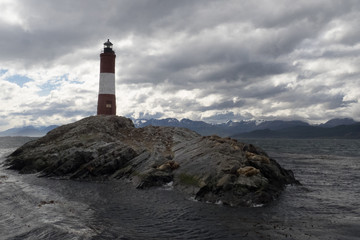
133,118 -> 358,137
0,125 -> 58,137
319,118 -> 357,128
1,117 -> 358,138
233,123 -> 360,139
134,118 -> 225,136
256,120 -> 310,130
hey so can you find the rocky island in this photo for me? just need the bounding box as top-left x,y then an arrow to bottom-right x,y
5,115 -> 299,207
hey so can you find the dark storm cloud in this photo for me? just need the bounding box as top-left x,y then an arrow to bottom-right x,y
202,62 -> 289,82
119,41 -> 289,88
268,86 -> 356,110
240,84 -> 290,100
2,1 -> 359,62
0,0 -> 206,64
1,0 -> 360,128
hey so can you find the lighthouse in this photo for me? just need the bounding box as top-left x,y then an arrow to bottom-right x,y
97,39 -> 116,115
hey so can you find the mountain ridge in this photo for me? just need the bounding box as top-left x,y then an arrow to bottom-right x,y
0,125 -> 58,137
133,117 -> 359,138
1,117 -> 358,138
233,123 -> 360,139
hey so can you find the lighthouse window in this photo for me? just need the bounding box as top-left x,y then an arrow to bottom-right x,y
106,101 -> 112,108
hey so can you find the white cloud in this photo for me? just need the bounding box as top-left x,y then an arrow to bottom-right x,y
0,0 -> 27,29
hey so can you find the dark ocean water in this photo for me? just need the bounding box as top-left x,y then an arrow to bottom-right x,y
0,137 -> 359,240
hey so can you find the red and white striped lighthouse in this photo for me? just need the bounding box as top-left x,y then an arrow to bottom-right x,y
97,39 -> 116,115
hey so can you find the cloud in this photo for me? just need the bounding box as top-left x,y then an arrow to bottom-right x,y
1,0 -> 360,130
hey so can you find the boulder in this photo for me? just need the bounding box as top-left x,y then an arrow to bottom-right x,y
157,160 -> 180,171
5,115 -> 299,207
237,166 -> 260,177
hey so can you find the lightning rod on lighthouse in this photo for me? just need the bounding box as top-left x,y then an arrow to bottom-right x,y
97,39 -> 116,115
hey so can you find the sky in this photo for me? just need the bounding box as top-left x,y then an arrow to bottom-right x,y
1,0 -> 360,131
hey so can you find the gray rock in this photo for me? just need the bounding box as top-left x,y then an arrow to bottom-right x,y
5,115 -> 299,207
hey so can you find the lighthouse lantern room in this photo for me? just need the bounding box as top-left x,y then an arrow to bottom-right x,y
97,39 -> 116,115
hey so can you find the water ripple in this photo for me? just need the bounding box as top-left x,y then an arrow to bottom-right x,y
1,139 -> 360,239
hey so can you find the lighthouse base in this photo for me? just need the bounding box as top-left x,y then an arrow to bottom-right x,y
97,94 -> 116,115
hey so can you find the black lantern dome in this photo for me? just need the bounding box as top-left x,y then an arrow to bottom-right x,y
103,39 -> 113,53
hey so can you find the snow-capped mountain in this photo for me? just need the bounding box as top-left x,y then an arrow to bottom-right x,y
1,117 -> 358,138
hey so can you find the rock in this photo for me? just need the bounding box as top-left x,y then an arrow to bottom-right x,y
157,160 -> 180,171
5,115 -> 299,207
245,151 -> 271,164
237,166 -> 260,177
135,168 -> 173,189
216,174 -> 236,190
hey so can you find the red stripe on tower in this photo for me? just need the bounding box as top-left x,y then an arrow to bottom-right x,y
97,39 -> 116,115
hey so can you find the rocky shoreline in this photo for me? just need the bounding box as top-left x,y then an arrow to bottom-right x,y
5,115 -> 299,207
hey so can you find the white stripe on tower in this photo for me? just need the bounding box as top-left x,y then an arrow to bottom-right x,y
99,73 -> 115,95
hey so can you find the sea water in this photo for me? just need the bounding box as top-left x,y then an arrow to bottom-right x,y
0,137 -> 359,240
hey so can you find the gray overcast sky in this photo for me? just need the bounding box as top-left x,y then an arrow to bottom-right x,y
1,0 -> 360,130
